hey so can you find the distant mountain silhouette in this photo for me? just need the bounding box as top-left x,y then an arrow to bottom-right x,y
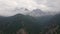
0,13 -> 60,34
0,14 -> 35,33
28,9 -> 52,17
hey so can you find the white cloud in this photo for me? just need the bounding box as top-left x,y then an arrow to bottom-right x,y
0,0 -> 60,16
16,0 -> 49,11
47,0 -> 60,11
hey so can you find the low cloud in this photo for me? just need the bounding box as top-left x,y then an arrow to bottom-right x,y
0,0 -> 60,16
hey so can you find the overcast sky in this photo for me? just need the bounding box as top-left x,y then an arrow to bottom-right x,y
0,0 -> 60,16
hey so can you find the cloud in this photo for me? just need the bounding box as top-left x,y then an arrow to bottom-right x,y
47,0 -> 60,11
0,0 -> 60,16
0,0 -> 49,10
34,0 -> 60,12
16,0 -> 49,11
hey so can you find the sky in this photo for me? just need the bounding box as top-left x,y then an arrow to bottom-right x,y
0,0 -> 60,16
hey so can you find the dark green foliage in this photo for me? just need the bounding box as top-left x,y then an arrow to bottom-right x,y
0,13 -> 60,34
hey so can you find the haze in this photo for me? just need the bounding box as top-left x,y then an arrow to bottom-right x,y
0,0 -> 60,16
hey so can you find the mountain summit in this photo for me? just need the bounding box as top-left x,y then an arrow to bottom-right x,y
29,9 -> 48,17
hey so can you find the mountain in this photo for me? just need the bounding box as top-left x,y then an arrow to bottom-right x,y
28,9 -> 48,17
0,13 -> 35,32
13,8 -> 30,15
0,13 -> 60,34
27,9 -> 59,17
